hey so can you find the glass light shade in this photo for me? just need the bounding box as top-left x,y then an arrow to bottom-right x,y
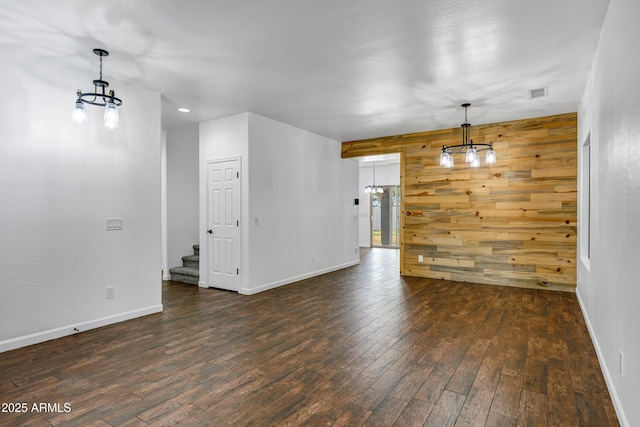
445,153 -> 454,168
465,147 -> 477,163
471,154 -> 481,168
486,148 -> 497,164
364,186 -> 372,193
104,101 -> 119,129
440,152 -> 453,168
72,101 -> 87,123
440,151 -> 449,166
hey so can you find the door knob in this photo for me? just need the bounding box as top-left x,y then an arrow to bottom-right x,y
207,229 -> 213,234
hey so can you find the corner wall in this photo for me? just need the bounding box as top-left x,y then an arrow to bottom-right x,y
0,49 -> 162,352
245,114 -> 360,294
577,0 -> 640,424
198,113 -> 360,294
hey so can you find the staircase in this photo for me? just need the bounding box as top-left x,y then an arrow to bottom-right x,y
169,244 -> 199,285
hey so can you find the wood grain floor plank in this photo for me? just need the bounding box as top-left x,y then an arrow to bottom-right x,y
393,397 -> 435,427
517,389 -> 547,427
490,374 -> 523,418
424,390 -> 466,427
454,387 -> 494,427
574,390 -> 611,427
473,357 -> 504,392
0,249 -> 618,426
363,395 -> 408,426
389,364 -> 434,401
333,404 -> 373,427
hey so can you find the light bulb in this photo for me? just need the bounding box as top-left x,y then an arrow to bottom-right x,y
440,151 -> 449,166
441,152 -> 453,168
465,147 -> 477,163
72,100 -> 87,123
486,148 -> 497,164
471,154 -> 480,168
104,101 -> 119,129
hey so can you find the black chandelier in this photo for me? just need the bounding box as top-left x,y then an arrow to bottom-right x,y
364,161 -> 384,194
439,103 -> 496,168
72,48 -> 123,129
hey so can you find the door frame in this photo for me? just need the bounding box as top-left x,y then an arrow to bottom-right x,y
202,156 -> 242,291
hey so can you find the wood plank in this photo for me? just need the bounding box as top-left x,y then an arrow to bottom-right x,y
394,398 -> 435,426
518,389 -> 548,427
454,387 -> 494,427
0,250 -> 618,426
424,390 -> 467,427
363,395 -> 408,426
344,113 -> 577,291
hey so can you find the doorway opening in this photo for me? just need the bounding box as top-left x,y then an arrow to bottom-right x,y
357,154 -> 401,250
371,185 -> 401,248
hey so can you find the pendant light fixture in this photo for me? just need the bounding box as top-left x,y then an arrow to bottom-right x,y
73,48 -> 123,129
364,162 -> 384,194
439,103 -> 496,168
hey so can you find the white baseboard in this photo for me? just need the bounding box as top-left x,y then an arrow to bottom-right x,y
198,280 -> 207,288
576,288 -> 628,427
0,305 -> 163,354
162,273 -> 172,280
239,260 -> 360,295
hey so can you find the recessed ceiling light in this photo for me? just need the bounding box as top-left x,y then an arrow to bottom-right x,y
178,107 -> 190,113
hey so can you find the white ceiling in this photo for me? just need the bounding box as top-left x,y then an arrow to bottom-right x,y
1,0 -> 610,141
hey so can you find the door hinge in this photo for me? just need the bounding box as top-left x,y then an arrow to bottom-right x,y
237,172 -> 239,178
236,268 -> 239,275
237,220 -> 239,226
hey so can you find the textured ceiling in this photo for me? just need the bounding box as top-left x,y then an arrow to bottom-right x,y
0,0 -> 610,141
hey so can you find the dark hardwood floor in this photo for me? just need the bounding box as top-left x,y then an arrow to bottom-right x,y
0,248 -> 618,426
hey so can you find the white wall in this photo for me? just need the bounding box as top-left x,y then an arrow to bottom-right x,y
199,113 -> 250,289
0,48 -> 163,352
166,124 -> 199,272
358,162 -> 401,247
198,113 -> 359,294
246,113 -> 359,294
578,0 -> 640,425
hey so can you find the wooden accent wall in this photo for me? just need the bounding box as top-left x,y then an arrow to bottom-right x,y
343,113 -> 577,292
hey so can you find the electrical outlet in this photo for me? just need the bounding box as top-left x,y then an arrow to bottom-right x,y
106,286 -> 115,299
418,255 -> 424,263
106,218 -> 123,231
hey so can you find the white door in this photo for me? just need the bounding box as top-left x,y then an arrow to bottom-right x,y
207,158 -> 241,291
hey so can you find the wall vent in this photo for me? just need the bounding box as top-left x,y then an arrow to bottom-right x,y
529,87 -> 548,99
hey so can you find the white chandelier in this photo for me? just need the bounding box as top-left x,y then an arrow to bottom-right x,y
72,48 -> 123,129
439,103 -> 496,168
